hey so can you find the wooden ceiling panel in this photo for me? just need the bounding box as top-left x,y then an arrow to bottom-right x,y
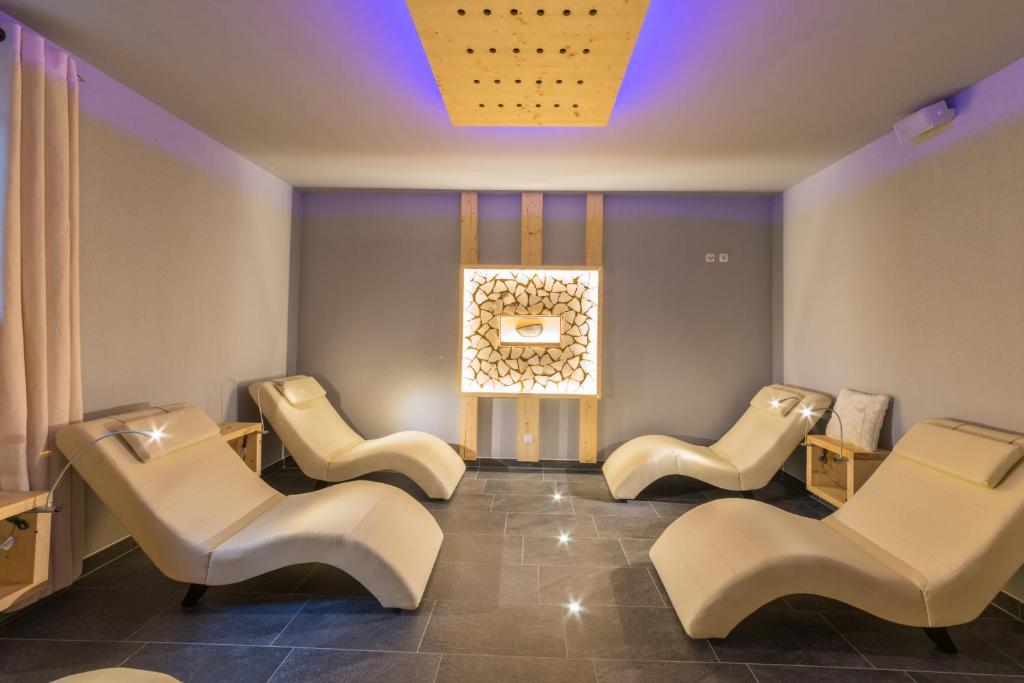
407,0 -> 650,126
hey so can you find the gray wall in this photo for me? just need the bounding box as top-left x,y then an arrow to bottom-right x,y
297,191 -> 775,460
780,57 -> 1024,595
76,52 -> 294,556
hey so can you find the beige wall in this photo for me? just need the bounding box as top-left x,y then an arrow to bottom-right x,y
297,191 -> 776,460
75,56 -> 294,556
781,58 -> 1024,593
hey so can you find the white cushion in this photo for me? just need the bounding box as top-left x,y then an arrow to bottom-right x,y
117,406 -> 220,462
826,388 -> 889,451
895,422 -> 1023,487
275,375 -> 327,406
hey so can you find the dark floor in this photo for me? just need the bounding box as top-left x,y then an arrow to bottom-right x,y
2,465 -> 1023,683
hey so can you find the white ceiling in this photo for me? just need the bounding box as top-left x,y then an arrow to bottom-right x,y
2,0 -> 1023,191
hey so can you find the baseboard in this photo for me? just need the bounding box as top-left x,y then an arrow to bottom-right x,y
81,536 -> 136,576
473,457 -> 603,470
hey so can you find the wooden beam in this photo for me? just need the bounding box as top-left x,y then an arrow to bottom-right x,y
460,191 -> 478,264
578,397 -> 598,464
517,192 -> 544,460
580,192 -> 603,462
516,396 -> 540,462
520,193 -> 543,265
459,191 -> 479,461
585,192 -> 604,266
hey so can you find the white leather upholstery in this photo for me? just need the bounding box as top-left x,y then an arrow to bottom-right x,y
603,384 -> 831,498
52,669 -> 181,682
650,419 -> 1024,637
55,404 -> 443,609
250,376 -> 465,499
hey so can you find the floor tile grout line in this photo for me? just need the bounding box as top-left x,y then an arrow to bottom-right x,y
430,653 -> 443,683
645,566 -> 668,608
416,600 -> 437,654
122,594 -> 183,643
115,640 -> 148,668
964,619 -> 1024,669
818,611 -> 875,669
268,596 -> 310,647
264,646 -> 294,683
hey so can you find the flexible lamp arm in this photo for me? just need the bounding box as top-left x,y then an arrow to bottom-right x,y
799,405 -> 845,462
37,429 -> 161,513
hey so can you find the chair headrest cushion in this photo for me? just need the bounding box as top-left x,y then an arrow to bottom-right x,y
274,375 -> 326,407
749,385 -> 805,417
117,406 -> 220,462
897,421 -> 1024,487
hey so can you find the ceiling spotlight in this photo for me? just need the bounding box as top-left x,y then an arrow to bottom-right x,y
567,600 -> 581,615
558,532 -> 570,544
552,491 -> 563,502
149,428 -> 164,441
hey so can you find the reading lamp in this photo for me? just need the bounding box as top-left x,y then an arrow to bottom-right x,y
35,428 -> 163,513
1,429 -> 163,553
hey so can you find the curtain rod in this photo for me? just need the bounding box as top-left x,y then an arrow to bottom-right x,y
0,27 -> 86,83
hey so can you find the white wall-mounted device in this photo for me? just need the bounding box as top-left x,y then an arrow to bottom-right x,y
894,100 -> 955,144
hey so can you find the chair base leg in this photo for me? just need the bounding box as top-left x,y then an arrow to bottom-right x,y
741,490 -> 755,499
182,583 -> 208,608
924,627 -> 958,654
314,480 -> 328,491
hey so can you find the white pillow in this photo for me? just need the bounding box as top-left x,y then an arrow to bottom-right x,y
826,389 -> 890,451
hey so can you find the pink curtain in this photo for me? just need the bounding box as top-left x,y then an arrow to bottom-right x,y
0,24 -> 83,596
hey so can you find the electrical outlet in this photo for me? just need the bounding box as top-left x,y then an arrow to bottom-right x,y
523,434 -> 535,445
705,253 -> 716,263
718,252 -> 729,263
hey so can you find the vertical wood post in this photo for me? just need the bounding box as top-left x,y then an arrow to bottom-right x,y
459,191 -> 479,461
517,192 -> 544,461
579,192 -> 604,463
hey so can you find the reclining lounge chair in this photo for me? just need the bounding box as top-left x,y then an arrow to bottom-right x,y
603,384 -> 831,499
249,376 -> 465,499
56,403 -> 443,610
650,419 -> 1024,651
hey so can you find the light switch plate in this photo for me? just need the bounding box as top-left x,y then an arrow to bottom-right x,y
705,253 -> 716,263
718,252 -> 729,263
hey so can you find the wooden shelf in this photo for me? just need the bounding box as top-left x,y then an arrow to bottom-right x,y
805,435 -> 889,507
218,422 -> 264,473
0,491 -> 51,612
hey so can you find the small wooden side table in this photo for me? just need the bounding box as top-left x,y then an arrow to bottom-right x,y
805,434 -> 889,508
218,422 -> 264,473
0,491 -> 51,611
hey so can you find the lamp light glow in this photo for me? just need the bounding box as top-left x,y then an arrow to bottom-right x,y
558,532 -> 570,544
552,491 -> 563,502
149,428 -> 164,442
800,405 -> 815,420
567,600 -> 582,615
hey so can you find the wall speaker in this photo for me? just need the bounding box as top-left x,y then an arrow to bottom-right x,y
894,100 -> 956,144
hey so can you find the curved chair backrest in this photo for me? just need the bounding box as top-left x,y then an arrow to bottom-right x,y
55,404 -> 281,584
829,419 -> 1024,624
712,384 -> 832,488
249,376 -> 364,480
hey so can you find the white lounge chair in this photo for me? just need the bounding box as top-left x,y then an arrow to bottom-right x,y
602,384 -> 831,499
650,418 -> 1024,652
56,404 -> 442,610
249,376 -> 465,499
54,670 -> 180,683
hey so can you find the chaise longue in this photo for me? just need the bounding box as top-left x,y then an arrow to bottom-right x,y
250,376 -> 465,499
651,418 -> 1024,652
56,403 -> 443,610
603,384 -> 831,499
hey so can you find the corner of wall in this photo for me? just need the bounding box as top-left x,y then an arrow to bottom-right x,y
770,193 -> 784,384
